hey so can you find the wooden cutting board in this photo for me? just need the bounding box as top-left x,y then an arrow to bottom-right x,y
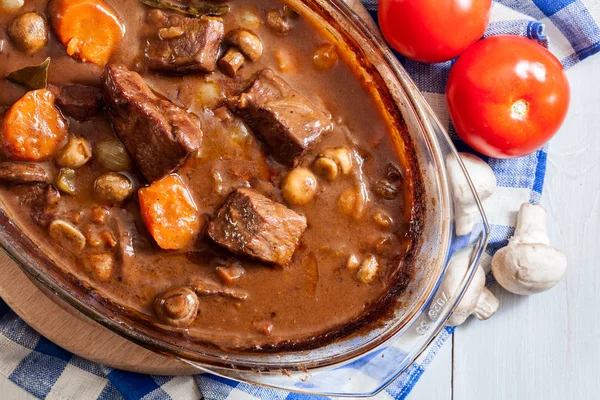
0,0 -> 375,375
0,251 -> 197,375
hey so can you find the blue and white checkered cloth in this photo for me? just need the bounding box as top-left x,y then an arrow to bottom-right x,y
1,0 -> 598,399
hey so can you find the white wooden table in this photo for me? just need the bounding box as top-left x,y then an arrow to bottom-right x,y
1,52 -> 598,400
408,56 -> 600,400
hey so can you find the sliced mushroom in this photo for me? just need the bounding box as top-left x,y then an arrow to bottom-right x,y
154,286 -> 199,327
55,136 -> 92,168
274,49 -> 295,72
323,147 -> 352,174
49,219 -> 86,251
313,157 -> 338,181
338,188 -> 356,215
357,255 -> 379,284
338,186 -> 366,220
216,264 -> 245,285
373,210 -> 393,228
313,147 -> 352,181
158,26 -> 184,40
282,167 -> 317,205
0,162 -> 50,184
225,28 -> 263,61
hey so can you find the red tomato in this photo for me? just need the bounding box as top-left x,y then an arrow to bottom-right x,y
446,35 -> 570,158
378,0 -> 492,63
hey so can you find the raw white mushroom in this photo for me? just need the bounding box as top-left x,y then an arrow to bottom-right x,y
0,0 -> 24,13
492,203 -> 567,295
442,249 -> 499,326
447,153 -> 497,236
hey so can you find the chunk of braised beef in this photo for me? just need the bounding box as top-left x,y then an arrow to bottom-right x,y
229,69 -> 333,166
266,5 -> 299,34
144,10 -> 224,74
47,84 -> 103,121
207,187 -> 307,266
30,185 -> 61,227
0,162 -> 50,184
190,279 -> 248,300
248,177 -> 284,204
102,64 -> 202,182
13,183 -> 44,205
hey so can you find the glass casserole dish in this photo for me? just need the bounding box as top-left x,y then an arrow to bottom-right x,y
0,0 -> 489,396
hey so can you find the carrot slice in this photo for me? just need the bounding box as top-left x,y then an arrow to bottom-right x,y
49,0 -> 125,65
138,175 -> 199,250
1,89 -> 68,161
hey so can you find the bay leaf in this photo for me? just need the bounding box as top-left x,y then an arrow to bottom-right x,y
139,0 -> 229,16
6,58 -> 50,91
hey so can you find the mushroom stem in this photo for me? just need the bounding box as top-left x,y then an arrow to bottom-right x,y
513,202 -> 550,245
473,287 -> 499,320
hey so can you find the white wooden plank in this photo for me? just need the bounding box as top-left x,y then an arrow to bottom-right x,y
453,58 -> 600,400
407,336 -> 452,400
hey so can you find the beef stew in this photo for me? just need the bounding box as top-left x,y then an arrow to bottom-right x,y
0,0 -> 423,351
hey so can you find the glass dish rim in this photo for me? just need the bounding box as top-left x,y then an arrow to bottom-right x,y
0,0 -> 490,385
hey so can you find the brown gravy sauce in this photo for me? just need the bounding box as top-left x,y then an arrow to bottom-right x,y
0,0 -> 423,350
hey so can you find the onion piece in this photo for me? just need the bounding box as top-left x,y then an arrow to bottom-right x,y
95,139 -> 132,172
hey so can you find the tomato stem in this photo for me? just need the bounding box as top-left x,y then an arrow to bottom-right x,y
511,99 -> 529,120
